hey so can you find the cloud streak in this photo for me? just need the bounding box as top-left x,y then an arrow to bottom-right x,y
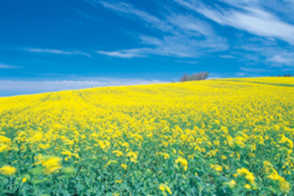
99,1 -> 172,32
97,49 -> 147,58
95,1 -> 228,58
77,0 -> 294,71
175,0 -> 294,45
240,43 -> 294,66
0,78 -> 167,97
25,48 -> 91,57
240,66 -> 268,73
98,34 -> 227,58
0,63 -> 19,69
268,54 -> 294,66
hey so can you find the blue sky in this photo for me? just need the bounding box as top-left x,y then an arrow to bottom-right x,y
1,0 -> 294,95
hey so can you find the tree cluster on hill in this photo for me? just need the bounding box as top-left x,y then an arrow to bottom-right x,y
180,72 -> 209,82
277,74 -> 293,77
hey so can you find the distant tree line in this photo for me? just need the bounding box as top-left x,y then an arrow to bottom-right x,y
179,73 -> 292,82
276,74 -> 293,77
180,72 -> 209,82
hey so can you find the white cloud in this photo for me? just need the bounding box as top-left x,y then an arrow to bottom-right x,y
218,0 -> 259,7
0,63 -> 19,69
98,33 -> 227,59
99,1 -> 172,32
166,15 -> 214,37
97,49 -> 147,58
0,78 -> 167,96
240,42 -> 294,67
268,54 -> 294,66
82,0 -> 294,67
93,1 -> 228,58
175,0 -> 294,45
25,48 -> 91,57
240,67 -> 268,72
149,34 -> 227,57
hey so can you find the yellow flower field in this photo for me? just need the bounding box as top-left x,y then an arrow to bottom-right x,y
0,77 -> 294,195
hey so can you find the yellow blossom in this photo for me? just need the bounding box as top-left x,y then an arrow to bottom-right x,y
175,157 -> 188,171
121,163 -> 127,170
22,177 -> 27,183
244,184 -> 251,189
38,156 -> 62,175
210,164 -> 223,172
112,150 -> 123,157
127,151 -> 138,163
115,179 -> 123,184
0,135 -> 11,152
159,184 -> 172,195
226,180 -> 236,188
235,168 -> 255,185
0,165 -> 16,176
157,152 -> 170,159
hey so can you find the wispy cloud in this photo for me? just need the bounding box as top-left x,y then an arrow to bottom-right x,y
140,34 -> 227,57
98,34 -> 227,59
268,54 -> 294,66
99,1 -> 172,32
175,0 -> 294,45
240,67 -> 268,73
25,48 -> 91,57
94,1 -> 228,58
97,49 -> 147,58
0,78 -> 167,96
0,63 -> 19,69
240,42 -> 294,66
167,14 -> 214,37
88,0 -> 294,70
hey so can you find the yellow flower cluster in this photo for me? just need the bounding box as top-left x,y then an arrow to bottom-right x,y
0,165 -> 16,176
0,135 -> 11,153
159,184 -> 172,195
210,164 -> 223,172
234,168 -> 256,188
35,156 -> 62,175
264,161 -> 291,193
175,157 -> 188,171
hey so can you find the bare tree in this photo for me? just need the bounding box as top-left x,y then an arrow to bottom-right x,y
180,72 -> 209,82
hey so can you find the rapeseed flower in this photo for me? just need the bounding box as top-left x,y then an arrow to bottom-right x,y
235,168 -> 255,185
39,156 -> 62,175
175,157 -> 188,171
159,184 -> 172,195
210,164 -> 223,172
0,165 -> 16,176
